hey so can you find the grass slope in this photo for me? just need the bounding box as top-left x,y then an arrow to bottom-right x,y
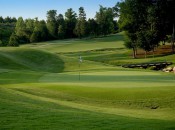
0,33 -> 175,129
1,86 -> 175,130
1,87 -> 175,130
0,48 -> 64,72
21,33 -> 124,53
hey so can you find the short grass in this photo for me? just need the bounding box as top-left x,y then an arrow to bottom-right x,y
1,86 -> 175,130
0,48 -> 64,72
0,33 -> 175,129
21,33 -> 124,53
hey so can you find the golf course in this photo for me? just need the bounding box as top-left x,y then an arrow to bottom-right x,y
0,32 -> 175,129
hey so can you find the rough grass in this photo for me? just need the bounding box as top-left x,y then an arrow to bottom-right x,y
0,33 -> 175,129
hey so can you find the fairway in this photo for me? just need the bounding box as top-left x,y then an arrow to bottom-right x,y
0,33 -> 175,129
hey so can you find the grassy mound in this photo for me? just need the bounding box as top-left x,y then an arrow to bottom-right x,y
0,48 -> 64,73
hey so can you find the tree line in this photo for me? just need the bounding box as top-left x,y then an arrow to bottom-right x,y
0,17 -> 17,46
0,6 -> 118,47
0,16 -> 17,23
118,0 -> 175,58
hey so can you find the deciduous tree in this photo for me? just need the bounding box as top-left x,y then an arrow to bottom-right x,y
46,10 -> 58,39
30,20 -> 48,42
15,17 -> 29,43
95,6 -> 114,36
9,33 -> 19,46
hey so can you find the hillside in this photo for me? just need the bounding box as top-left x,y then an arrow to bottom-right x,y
0,48 -> 64,72
0,33 -> 175,130
21,32 -> 175,67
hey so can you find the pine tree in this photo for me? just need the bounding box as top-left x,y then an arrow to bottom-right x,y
75,7 -> 87,38
65,8 -> 77,38
57,14 -> 66,39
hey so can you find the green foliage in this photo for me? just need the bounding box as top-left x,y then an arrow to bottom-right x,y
0,16 -> 17,23
124,32 -> 138,58
58,25 -> 66,39
30,31 -> 40,43
30,20 -> 48,43
0,16 -> 3,23
0,23 -> 15,45
96,6 -> 114,36
65,8 -> 77,38
87,19 -> 99,37
15,17 -> 29,43
57,14 -> 64,25
57,14 -> 66,39
0,4 -> 119,46
15,17 -> 26,36
75,7 -> 87,38
137,30 -> 159,52
8,33 -> 19,47
112,2 -> 119,18
118,0 -> 175,54
46,10 -> 58,39
25,18 -> 35,39
118,0 -> 152,55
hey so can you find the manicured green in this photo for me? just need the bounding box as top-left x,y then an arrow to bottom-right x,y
0,33 -> 175,130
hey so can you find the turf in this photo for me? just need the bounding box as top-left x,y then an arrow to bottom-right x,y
0,48 -> 64,72
21,33 -> 124,53
1,87 -> 175,130
0,33 -> 175,129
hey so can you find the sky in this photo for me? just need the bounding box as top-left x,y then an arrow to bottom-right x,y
0,0 -> 121,20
